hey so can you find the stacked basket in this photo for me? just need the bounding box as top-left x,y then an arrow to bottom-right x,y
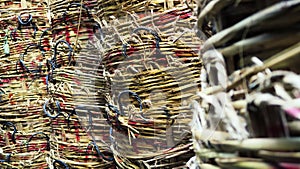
94,1 -> 203,168
44,1 -> 115,168
0,1 -> 53,168
2,0 -> 299,168
1,0 -> 115,168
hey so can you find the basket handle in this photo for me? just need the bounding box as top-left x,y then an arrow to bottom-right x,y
16,43 -> 44,74
122,27 -> 162,58
93,22 -> 104,41
106,104 -> 122,129
133,27 -> 161,50
26,132 -> 50,151
66,3 -> 91,18
0,88 -> 5,103
106,91 -> 145,130
55,3 -> 103,41
43,100 -> 62,119
67,109 -> 77,129
18,13 -> 33,25
53,40 -> 74,68
11,13 -> 38,40
15,60 -> 30,73
2,122 -> 17,144
53,159 -> 69,169
45,71 -> 56,93
86,141 -> 113,161
107,104 -> 120,118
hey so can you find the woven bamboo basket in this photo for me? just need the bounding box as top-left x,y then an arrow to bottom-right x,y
0,145 -> 50,169
39,72 -> 114,169
4,0 -> 300,169
49,0 -> 100,16
190,68 -> 300,168
0,46 -> 50,169
49,0 -> 188,22
0,0 -> 51,57
0,12 -> 52,165
189,0 -> 300,168
0,0 -> 49,9
42,57 -> 114,168
113,141 -> 194,169
90,2 -> 202,168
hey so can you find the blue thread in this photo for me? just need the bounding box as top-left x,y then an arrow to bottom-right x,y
2,122 -> 17,144
86,141 -> 113,161
117,90 -> 142,116
53,159 -> 69,169
26,132 -> 50,151
133,27 -> 161,53
53,40 -> 73,67
43,100 -> 62,119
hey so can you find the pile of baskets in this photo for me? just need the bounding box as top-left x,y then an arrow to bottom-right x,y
0,0 -> 115,168
0,1 -> 52,168
1,0 -> 300,168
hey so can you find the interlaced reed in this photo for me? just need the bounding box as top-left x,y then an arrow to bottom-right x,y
2,0 -> 299,168
92,2 -> 203,168
190,0 -> 300,168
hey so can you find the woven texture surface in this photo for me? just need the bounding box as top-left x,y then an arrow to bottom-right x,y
190,0 -> 300,168
1,0 -> 300,169
0,0 -> 199,168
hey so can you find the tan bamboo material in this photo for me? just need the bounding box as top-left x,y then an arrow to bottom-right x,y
0,120 -> 51,169
83,2 -> 203,168
49,115 -> 114,169
190,1 -> 300,167
0,0 -> 49,8
190,52 -> 300,168
6,0 -> 300,169
0,148 -> 51,169
0,5 -> 52,75
49,0 -> 196,23
42,46 -> 114,168
0,0 -> 117,168
198,0 -> 300,74
46,2 -> 103,54
113,141 -> 194,169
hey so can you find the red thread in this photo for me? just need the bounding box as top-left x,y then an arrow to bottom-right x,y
74,121 -> 80,142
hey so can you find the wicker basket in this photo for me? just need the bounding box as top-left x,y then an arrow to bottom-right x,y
42,59 -> 114,168
190,0 -> 300,168
0,1 -> 114,168
89,2 -> 202,168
